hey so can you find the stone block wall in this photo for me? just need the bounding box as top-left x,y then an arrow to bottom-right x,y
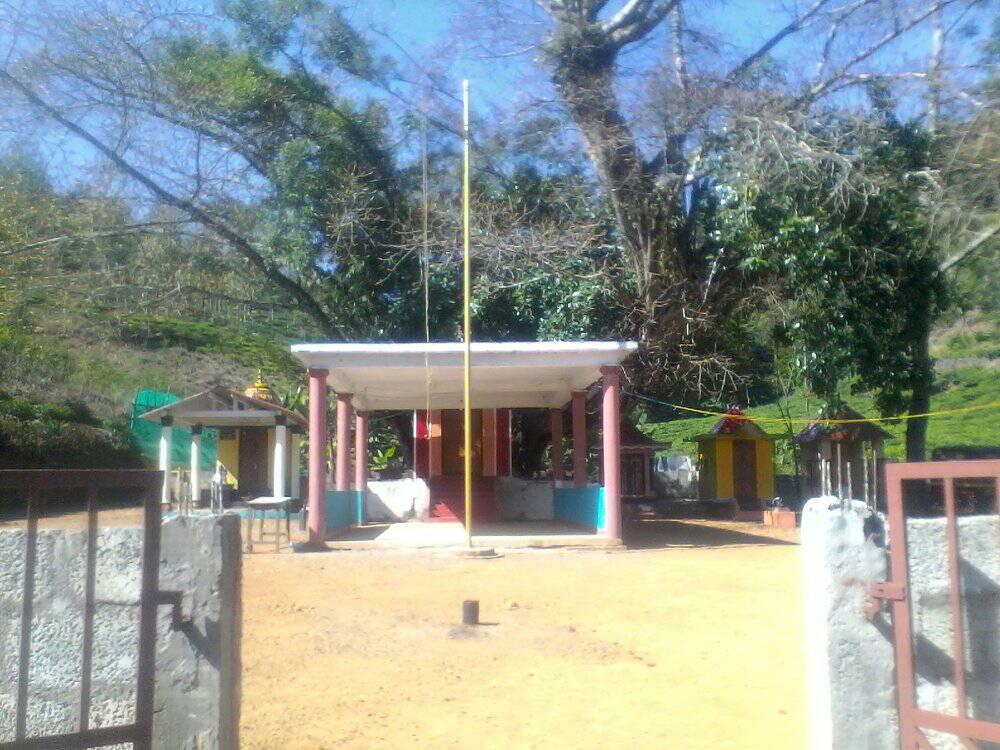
0,514 -> 241,749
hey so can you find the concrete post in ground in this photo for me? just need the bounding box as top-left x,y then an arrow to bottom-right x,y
572,391 -> 587,489
289,430 -> 302,500
801,498 -> 898,750
190,424 -> 203,509
273,416 -> 287,498
156,514 -> 242,749
550,408 -> 564,481
159,416 -> 173,506
600,366 -> 621,540
307,368 -> 328,543
336,392 -> 353,492
355,410 -> 369,524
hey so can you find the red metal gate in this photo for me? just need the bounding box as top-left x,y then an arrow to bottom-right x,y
0,470 -> 162,750
880,460 -> 1000,749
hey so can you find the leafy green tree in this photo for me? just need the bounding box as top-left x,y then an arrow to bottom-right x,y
727,120 -> 949,459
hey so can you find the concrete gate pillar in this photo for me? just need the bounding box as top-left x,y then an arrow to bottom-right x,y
273,416 -> 287,498
190,424 -> 203,510
289,430 -> 302,500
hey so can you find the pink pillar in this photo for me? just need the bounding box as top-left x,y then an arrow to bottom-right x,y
336,392 -> 353,492
355,411 -> 369,492
572,391 -> 587,488
550,408 -> 564,481
601,366 -> 622,540
354,410 -> 368,526
307,368 -> 329,544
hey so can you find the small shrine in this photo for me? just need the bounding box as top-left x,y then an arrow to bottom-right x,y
139,374 -> 306,507
692,409 -> 776,520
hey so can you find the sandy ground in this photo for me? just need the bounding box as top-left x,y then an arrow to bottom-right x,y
0,507 -> 805,747
0,505 -> 152,528
241,519 -> 805,750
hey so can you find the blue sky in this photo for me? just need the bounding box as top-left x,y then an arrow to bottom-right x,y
335,0 -> 965,114
4,0 -> 990,194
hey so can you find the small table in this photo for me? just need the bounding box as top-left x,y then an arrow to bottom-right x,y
244,497 -> 291,553
763,509 -> 797,529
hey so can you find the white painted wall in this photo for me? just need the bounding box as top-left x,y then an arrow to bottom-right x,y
365,478 -> 430,522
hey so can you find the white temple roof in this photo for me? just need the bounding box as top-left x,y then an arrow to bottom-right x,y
290,341 -> 638,410
137,386 -> 307,428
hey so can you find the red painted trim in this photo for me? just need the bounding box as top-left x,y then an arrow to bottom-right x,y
496,409 -> 511,476
414,410 -> 430,479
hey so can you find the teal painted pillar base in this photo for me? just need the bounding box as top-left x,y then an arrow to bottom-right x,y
324,490 -> 362,534
355,489 -> 365,526
553,486 -> 604,532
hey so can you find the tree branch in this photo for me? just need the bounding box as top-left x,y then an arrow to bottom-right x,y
728,0 -> 838,80
0,221 -> 187,257
794,0 -> 957,108
602,0 -> 678,48
939,222 -> 1000,273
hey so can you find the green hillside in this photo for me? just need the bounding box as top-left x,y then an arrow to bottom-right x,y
638,366 -> 1000,472
0,314 -> 304,468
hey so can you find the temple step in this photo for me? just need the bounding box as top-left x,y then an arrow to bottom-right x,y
428,476 -> 497,522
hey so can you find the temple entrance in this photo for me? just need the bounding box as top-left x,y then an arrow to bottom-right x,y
441,409 -> 482,476
238,428 -> 270,496
733,439 -> 758,508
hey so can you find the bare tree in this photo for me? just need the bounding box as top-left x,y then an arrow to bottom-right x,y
471,0 -> 986,396
0,0 -> 419,341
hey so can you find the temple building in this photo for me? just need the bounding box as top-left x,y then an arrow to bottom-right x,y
139,376 -> 306,506
289,341 -> 637,543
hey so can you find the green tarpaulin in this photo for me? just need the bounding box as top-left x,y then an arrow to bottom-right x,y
129,389 -> 217,470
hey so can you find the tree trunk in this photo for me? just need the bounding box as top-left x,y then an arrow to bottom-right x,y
544,27 -> 675,306
905,321 -> 932,461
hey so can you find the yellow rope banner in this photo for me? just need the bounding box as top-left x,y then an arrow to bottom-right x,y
623,391 -> 1000,426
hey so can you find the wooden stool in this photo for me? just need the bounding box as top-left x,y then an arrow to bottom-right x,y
245,497 -> 291,553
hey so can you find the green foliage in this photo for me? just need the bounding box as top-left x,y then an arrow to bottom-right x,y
641,366 -> 1000,471
369,444 -> 398,471
0,388 -> 140,468
119,314 -> 301,379
0,414 -> 142,469
938,329 -> 1000,359
706,119 -> 948,424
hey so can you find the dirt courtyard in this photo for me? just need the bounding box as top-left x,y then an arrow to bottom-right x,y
241,519 -> 805,750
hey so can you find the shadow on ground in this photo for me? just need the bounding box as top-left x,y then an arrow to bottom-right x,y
623,518 -> 799,550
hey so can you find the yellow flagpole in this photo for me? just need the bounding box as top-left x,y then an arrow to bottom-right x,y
462,79 -> 473,548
